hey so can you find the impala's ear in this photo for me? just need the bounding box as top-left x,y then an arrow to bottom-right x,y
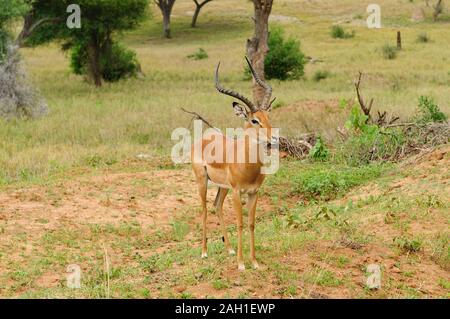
232,102 -> 249,120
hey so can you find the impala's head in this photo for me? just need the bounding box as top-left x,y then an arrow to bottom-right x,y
215,57 -> 278,145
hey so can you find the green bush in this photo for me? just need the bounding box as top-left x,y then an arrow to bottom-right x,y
313,70 -> 330,82
330,25 -> 354,39
382,44 -> 397,59
70,41 -> 140,82
415,96 -> 447,123
263,26 -> 306,80
417,33 -> 430,43
291,163 -> 385,200
337,105 -> 405,166
309,136 -> 329,161
187,48 -> 208,60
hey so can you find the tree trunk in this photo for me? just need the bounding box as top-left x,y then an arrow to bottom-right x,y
246,0 -> 273,106
87,38 -> 102,87
163,10 -> 171,38
433,0 -> 443,21
191,4 -> 201,27
191,0 -> 213,28
156,0 -> 176,38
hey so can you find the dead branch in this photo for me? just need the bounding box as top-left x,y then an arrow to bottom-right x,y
180,107 -> 219,131
354,72 -> 400,127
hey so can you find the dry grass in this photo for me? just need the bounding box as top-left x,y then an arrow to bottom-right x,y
0,0 -> 449,184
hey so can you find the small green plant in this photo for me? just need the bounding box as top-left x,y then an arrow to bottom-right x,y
394,236 -> 422,253
171,220 -> 190,241
438,278 -> 450,290
187,48 -> 208,60
330,25 -> 354,39
305,268 -> 342,287
313,70 -> 331,82
415,96 -> 447,123
430,232 -> 449,270
257,26 -> 306,80
212,279 -> 229,290
381,44 -> 397,60
309,137 -> 329,161
417,33 -> 430,43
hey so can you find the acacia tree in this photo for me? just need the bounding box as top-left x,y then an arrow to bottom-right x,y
155,0 -> 176,38
191,0 -> 213,28
23,0 -> 149,87
246,0 -> 273,105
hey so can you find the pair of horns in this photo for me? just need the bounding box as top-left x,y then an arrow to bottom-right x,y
215,57 -> 274,112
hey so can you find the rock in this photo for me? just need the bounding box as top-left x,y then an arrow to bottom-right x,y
366,264 -> 382,289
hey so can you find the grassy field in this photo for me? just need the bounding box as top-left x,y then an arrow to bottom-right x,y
0,0 -> 449,298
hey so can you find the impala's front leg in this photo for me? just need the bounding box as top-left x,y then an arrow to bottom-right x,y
247,192 -> 259,269
232,188 -> 245,271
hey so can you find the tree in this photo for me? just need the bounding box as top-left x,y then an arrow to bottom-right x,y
0,0 -> 29,60
191,0 -> 213,28
155,0 -> 176,38
433,0 -> 444,21
24,0 -> 149,87
0,0 -> 48,119
246,0 -> 273,106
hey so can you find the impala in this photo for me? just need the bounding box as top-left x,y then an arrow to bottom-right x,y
191,57 -> 278,271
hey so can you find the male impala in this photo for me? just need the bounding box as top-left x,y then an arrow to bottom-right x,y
191,57 -> 278,271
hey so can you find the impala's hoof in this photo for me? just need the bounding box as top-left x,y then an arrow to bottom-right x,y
252,261 -> 260,270
201,252 -> 208,259
228,249 -> 236,256
238,263 -> 245,271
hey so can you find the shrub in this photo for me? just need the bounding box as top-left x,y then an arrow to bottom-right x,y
262,26 -> 306,80
337,105 -> 405,165
0,46 -> 48,119
26,0 -> 149,86
187,48 -> 208,60
415,95 -> 447,123
309,136 -> 329,161
417,32 -> 430,43
394,236 -> 422,253
313,70 -> 330,82
70,41 -> 140,83
330,25 -> 354,39
382,44 -> 397,59
291,163 -> 385,200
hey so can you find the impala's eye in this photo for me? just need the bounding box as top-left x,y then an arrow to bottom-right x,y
251,119 -> 260,125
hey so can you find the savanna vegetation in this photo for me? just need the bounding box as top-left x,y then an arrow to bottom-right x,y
0,0 -> 449,299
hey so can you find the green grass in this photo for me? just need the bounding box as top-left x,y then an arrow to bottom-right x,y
0,0 -> 449,184
0,0 -> 449,299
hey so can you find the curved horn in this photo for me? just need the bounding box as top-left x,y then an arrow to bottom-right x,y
245,56 -> 273,110
215,62 -> 257,113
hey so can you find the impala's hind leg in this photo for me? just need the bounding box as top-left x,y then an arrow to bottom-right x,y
232,188 -> 245,271
247,193 -> 259,269
193,165 -> 208,258
215,188 -> 234,256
